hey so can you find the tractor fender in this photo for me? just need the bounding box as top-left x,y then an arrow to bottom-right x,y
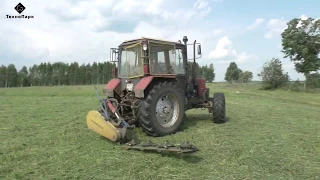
134,76 -> 154,98
103,78 -> 121,97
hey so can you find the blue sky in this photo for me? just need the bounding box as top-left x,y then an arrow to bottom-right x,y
0,0 -> 319,81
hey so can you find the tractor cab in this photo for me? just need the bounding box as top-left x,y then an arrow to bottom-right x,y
109,37 -> 201,79
108,37 -> 204,100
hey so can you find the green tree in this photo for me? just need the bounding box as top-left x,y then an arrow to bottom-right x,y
91,62 -> 98,84
98,62 -> 104,84
46,62 -> 53,86
28,64 -> 38,86
52,62 -> 65,86
197,63 -> 203,78
306,72 -> 320,89
85,63 -> 92,85
68,62 -> 79,85
0,65 -> 7,88
281,17 -> 320,88
18,66 -> 29,87
239,71 -> 253,83
203,63 -> 215,82
225,62 -> 241,83
201,64 -> 208,79
38,62 -> 47,86
78,63 -> 86,85
187,62 -> 214,82
258,58 -> 290,90
6,64 -> 19,87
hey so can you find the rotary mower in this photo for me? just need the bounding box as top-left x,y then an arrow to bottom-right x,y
86,36 -> 226,154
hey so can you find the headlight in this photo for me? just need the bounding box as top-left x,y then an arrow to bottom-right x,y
143,44 -> 147,51
126,83 -> 133,91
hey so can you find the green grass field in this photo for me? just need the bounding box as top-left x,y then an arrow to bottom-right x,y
1,83 -> 320,180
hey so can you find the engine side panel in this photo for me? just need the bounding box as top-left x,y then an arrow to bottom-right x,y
134,76 -> 154,98
195,78 -> 206,97
104,78 -> 121,97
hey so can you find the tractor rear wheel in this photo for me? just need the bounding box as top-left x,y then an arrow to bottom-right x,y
138,81 -> 185,137
212,92 -> 226,123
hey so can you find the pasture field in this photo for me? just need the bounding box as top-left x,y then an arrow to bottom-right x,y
0,83 -> 319,180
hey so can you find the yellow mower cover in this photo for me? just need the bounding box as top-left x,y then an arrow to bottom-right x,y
86,110 -> 121,142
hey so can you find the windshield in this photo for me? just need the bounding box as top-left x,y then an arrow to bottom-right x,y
149,44 -> 185,75
119,44 -> 143,78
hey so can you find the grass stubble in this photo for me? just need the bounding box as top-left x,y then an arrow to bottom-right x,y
0,83 -> 319,180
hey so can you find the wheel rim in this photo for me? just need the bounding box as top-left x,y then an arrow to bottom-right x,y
155,94 -> 180,128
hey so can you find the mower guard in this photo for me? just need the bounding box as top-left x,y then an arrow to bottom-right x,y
86,110 -> 121,142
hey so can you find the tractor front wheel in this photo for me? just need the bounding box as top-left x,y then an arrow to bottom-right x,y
212,92 -> 226,123
138,81 -> 185,137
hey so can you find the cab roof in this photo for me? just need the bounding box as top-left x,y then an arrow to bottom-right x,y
120,37 -> 184,47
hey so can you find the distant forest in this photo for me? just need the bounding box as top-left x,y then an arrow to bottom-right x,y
0,62 -> 115,88
0,62 -> 215,88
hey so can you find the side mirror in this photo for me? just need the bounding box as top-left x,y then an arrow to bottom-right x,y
112,67 -> 118,78
197,44 -> 201,55
110,48 -> 119,62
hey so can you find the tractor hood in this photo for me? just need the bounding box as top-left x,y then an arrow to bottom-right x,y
103,76 -> 154,98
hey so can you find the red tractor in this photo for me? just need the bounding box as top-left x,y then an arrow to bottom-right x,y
86,36 -> 226,153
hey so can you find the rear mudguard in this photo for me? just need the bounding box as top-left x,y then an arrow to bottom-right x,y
103,78 -> 120,97
134,76 -> 153,98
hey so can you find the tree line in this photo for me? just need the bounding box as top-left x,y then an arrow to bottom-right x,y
194,63 -> 216,82
0,62 -> 115,88
223,57 -> 320,90
224,62 -> 253,83
0,61 -> 217,88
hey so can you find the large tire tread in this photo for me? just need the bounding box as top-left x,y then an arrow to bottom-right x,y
138,81 -> 185,137
212,92 -> 226,124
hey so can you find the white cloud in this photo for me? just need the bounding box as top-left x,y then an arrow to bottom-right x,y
264,18 -> 287,39
145,0 -> 164,15
300,14 -> 309,20
209,37 -> 232,59
246,18 -> 264,30
213,29 -> 224,36
296,14 -> 309,28
1,0 -> 308,81
208,36 -> 257,64
0,0 -> 221,66
296,14 -> 320,28
282,62 -> 295,73
264,14 -> 320,39
194,0 -> 209,9
159,0 -> 212,23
